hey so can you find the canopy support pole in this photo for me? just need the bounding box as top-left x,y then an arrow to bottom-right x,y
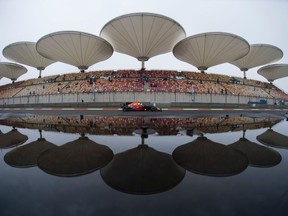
37,67 -> 45,78
137,57 -> 148,71
243,70 -> 247,79
141,60 -> 145,70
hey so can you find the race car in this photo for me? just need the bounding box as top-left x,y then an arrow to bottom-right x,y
121,102 -> 162,112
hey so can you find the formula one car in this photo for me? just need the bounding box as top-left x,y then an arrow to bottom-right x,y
121,102 -> 162,112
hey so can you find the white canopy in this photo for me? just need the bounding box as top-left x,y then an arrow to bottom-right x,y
0,62 -> 27,82
257,64 -> 288,82
3,41 -> 56,78
173,32 -> 250,72
230,44 -> 283,79
36,31 -> 113,72
100,12 -> 186,69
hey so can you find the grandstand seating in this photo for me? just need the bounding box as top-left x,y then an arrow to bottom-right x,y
0,70 -> 287,101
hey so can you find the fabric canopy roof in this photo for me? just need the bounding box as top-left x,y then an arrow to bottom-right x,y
0,62 -> 27,82
230,44 -> 283,78
36,31 -> 113,71
3,41 -> 56,78
173,32 -> 250,72
257,64 -> 288,82
3,42 -> 56,71
100,12 -> 186,68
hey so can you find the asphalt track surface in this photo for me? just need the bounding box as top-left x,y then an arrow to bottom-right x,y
1,108 -> 287,119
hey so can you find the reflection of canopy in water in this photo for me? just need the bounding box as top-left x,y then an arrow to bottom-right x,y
37,136 -> 113,177
133,126 -> 157,136
0,128 -> 28,149
100,144 -> 185,195
172,136 -> 248,176
257,129 -> 288,149
4,138 -> 56,168
229,136 -> 281,167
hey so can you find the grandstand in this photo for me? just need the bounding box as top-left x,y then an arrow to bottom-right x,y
1,12 -> 287,107
0,69 -> 287,106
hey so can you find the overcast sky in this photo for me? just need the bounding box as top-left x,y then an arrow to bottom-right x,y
1,0 -> 287,92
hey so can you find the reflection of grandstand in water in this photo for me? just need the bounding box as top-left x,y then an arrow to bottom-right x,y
176,116 -> 281,135
0,127 -> 28,149
229,130 -> 281,167
100,126 -> 185,194
0,115 -> 282,136
0,118 -> 285,191
172,135 -> 248,177
4,130 -> 56,168
37,134 -> 114,177
257,128 -> 288,149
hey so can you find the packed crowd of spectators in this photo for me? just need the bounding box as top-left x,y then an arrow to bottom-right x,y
0,69 -> 287,100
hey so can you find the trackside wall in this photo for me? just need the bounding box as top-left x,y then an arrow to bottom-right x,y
0,92 -> 280,106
